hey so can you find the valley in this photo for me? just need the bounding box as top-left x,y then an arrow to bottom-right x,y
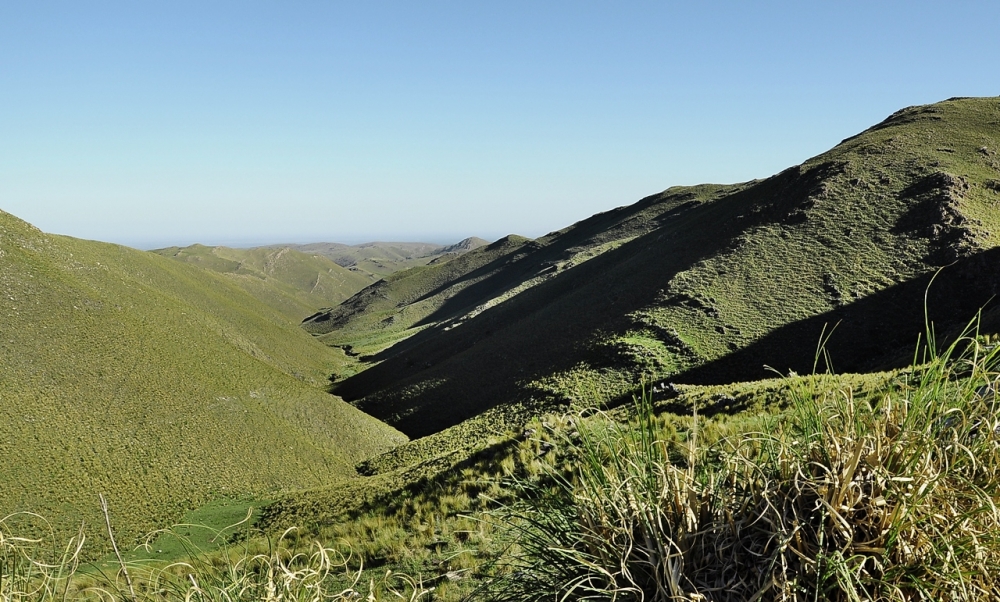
4,96 -> 1000,600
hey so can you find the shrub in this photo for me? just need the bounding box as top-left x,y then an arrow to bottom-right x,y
0,516 -> 431,602
483,330 -> 1000,601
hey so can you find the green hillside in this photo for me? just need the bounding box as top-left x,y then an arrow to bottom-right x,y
0,211 -> 406,551
5,98 -> 1000,600
303,235 -> 540,355
312,96 -> 1000,438
152,244 -> 374,322
287,238 -> 488,278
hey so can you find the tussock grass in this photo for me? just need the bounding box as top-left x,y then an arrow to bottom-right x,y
484,328 -> 1000,600
0,514 -> 431,602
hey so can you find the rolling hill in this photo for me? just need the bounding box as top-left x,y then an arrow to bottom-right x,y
152,244 -> 374,322
284,238 -> 489,278
0,211 -> 406,551
307,96 -> 1000,438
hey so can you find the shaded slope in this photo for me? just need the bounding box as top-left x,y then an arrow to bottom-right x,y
304,235 -> 541,354
325,96 -> 1000,438
0,211 -> 406,550
674,244 -> 1000,386
153,244 -> 373,321
304,185 -> 734,359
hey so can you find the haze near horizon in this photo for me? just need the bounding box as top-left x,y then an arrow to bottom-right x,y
2,1 -> 998,249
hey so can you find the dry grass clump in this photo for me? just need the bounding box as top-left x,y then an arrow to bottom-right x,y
485,331 -> 1000,601
0,517 -> 430,602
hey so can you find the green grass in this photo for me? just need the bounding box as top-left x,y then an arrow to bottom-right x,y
0,512 -> 432,602
115,498 -> 270,565
307,96 -> 1000,440
151,245 -> 374,322
0,212 -> 406,557
480,329 -> 1000,600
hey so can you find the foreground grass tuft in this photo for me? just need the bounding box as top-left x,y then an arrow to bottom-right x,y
0,516 -> 430,602
484,330 -> 1000,601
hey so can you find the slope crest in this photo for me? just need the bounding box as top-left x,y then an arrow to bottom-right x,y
323,96 -> 1000,439
0,212 -> 406,551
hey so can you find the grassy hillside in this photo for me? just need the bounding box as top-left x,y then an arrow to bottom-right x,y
303,235 -> 541,355
0,211 -> 406,552
152,244 -> 374,322
5,98 -> 1000,600
313,96 -> 1000,438
283,237 -> 488,279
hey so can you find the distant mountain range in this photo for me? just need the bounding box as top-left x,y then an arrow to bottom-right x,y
265,237 -> 489,278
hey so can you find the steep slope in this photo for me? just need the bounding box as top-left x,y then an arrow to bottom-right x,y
303,191 -> 728,359
152,244 -> 374,321
304,235 -> 541,355
0,211 -> 406,550
320,96 -> 1000,438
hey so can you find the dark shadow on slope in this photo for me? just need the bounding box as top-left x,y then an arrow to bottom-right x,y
406,195 -> 711,333
673,246 -> 1000,386
357,189 -> 732,366
405,237 -> 541,308
334,162 -> 842,438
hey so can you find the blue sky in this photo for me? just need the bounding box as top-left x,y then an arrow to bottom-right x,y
2,2 -> 998,248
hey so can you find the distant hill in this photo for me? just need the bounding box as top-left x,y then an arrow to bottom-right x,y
280,238 -> 488,278
434,236 -> 490,255
0,211 -> 406,550
303,234 -> 541,355
309,96 -> 1000,438
152,244 -> 374,321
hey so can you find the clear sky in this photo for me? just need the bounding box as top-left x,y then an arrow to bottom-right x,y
2,2 -> 998,249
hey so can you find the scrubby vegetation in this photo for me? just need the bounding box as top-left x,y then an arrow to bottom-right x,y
7,97 -> 1000,599
486,333 -> 1000,600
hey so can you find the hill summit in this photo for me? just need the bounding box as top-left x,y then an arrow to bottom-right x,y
307,96 -> 1000,438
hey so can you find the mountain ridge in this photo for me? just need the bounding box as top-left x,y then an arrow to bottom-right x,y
310,96 -> 1000,438
272,238 -> 488,278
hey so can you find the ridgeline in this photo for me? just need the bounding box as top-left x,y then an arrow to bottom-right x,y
307,96 -> 1000,438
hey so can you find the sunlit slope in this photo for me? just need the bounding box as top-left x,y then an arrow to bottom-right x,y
153,244 -> 373,321
304,235 -> 541,354
287,238 -> 488,279
325,96 -> 1000,438
302,193 -> 725,359
0,212 -> 406,547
